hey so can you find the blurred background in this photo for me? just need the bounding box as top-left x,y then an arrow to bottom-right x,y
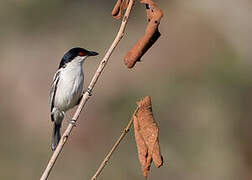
0,0 -> 252,179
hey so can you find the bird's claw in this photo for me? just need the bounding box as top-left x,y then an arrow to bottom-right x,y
85,88 -> 92,96
69,119 -> 77,127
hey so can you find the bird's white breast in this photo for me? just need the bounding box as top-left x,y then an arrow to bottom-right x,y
54,61 -> 84,111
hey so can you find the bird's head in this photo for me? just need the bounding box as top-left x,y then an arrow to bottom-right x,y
59,47 -> 98,69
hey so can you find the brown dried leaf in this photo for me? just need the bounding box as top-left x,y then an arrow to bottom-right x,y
133,96 -> 163,178
111,0 -> 130,19
133,113 -> 149,177
124,0 -> 163,68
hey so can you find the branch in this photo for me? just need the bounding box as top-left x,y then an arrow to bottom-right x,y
90,108 -> 138,180
40,1 -> 135,179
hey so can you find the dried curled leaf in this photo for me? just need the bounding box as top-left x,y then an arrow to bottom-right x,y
124,0 -> 163,68
111,0 -> 130,19
133,96 -> 163,178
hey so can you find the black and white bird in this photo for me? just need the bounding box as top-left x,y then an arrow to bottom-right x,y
49,47 -> 98,151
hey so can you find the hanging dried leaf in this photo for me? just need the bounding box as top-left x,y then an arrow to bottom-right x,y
133,96 -> 163,178
111,0 -> 130,19
124,0 -> 163,68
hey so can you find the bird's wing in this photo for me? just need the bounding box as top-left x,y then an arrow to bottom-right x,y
49,70 -> 61,121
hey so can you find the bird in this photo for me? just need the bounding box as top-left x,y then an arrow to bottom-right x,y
49,47 -> 98,151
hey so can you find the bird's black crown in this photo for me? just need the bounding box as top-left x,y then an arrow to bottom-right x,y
59,47 -> 98,69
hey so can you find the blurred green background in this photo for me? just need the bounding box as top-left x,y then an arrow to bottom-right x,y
0,0 -> 252,179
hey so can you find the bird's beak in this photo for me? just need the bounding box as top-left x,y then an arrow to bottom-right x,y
87,51 -> 99,56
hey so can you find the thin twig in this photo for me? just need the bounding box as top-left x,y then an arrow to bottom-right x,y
40,1 -> 135,179
90,108 -> 138,180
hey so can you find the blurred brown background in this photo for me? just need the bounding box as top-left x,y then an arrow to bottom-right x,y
0,0 -> 252,179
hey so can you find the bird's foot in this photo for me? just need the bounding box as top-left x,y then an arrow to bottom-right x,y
69,119 -> 77,127
62,111 -> 77,127
85,87 -> 92,96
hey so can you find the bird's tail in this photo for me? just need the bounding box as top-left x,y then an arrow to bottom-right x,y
52,123 -> 61,151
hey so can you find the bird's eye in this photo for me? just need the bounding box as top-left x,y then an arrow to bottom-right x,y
79,52 -> 85,56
